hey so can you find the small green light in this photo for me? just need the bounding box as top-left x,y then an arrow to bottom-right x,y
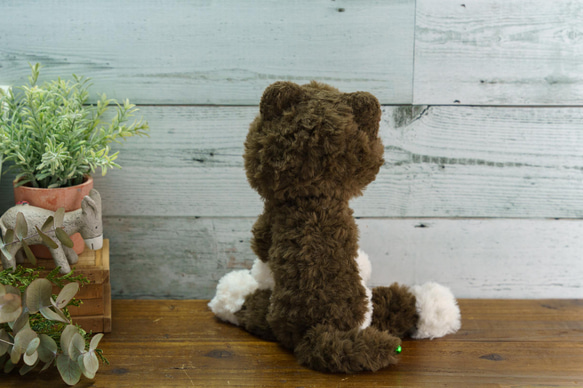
395,345 -> 402,354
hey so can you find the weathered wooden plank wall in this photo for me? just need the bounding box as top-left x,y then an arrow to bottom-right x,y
1,0 -> 582,299
414,0 -> 583,105
0,0 -> 415,104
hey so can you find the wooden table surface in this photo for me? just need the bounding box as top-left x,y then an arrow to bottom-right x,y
1,299 -> 582,387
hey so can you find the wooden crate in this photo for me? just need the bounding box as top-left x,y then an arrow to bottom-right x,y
25,239 -> 112,333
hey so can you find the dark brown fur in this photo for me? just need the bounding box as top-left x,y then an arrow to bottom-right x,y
372,284 -> 419,338
234,289 -> 276,341
240,81 -> 419,373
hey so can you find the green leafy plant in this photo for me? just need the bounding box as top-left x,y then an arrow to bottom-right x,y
0,63 -> 148,189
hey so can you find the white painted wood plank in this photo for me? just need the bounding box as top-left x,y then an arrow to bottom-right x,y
0,0 -> 415,105
52,105 -> 583,170
3,105 -> 583,218
88,162 -> 583,218
94,167 -> 258,217
92,105 -> 583,218
360,218 -> 583,299
379,105 -> 583,218
414,0 -> 583,105
105,217 -> 583,299
103,217 -> 257,299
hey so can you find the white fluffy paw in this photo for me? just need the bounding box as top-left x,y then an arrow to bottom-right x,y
250,258 -> 275,290
355,249 -> 373,330
355,249 -> 372,284
411,282 -> 461,339
208,270 -> 258,325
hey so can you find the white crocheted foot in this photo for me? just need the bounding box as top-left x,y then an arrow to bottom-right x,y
208,269 -> 258,325
411,282 -> 461,339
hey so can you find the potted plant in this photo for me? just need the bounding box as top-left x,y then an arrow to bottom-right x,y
0,64 -> 148,255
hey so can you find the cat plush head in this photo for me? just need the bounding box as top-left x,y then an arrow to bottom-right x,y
244,81 -> 384,201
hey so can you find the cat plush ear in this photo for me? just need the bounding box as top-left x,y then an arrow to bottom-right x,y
260,81 -> 306,120
343,91 -> 382,136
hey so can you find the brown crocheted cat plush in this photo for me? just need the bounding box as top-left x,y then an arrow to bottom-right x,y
209,81 -> 461,373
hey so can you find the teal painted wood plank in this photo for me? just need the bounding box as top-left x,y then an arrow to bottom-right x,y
0,0 -> 415,105
94,166 -> 259,217
105,217 -> 583,299
361,218 -> 583,299
103,216 -> 256,299
414,0 -> 583,105
3,105 -> 583,218
95,105 -> 583,218
88,162 -> 583,218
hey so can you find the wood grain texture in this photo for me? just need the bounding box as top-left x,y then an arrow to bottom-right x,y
22,240 -> 113,332
103,216 -> 256,299
103,217 -> 583,299
0,0 -> 415,105
96,105 -> 583,218
1,299 -> 582,387
3,104 -> 583,299
0,0 -> 582,303
4,104 -> 581,218
414,0 -> 583,105
360,218 -> 583,299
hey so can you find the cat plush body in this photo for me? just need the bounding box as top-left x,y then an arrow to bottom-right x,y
209,81 -> 461,373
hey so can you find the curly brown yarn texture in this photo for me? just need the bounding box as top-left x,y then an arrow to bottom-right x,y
237,81 -> 418,373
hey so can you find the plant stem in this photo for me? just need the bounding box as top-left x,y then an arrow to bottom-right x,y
2,227 -> 60,247
0,338 -> 14,346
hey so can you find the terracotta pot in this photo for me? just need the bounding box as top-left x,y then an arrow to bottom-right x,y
13,176 -> 94,258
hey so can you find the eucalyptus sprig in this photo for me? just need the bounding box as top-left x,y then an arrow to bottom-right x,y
0,211 -> 106,385
0,63 -> 148,188
0,207 -> 75,268
0,267 -> 107,385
